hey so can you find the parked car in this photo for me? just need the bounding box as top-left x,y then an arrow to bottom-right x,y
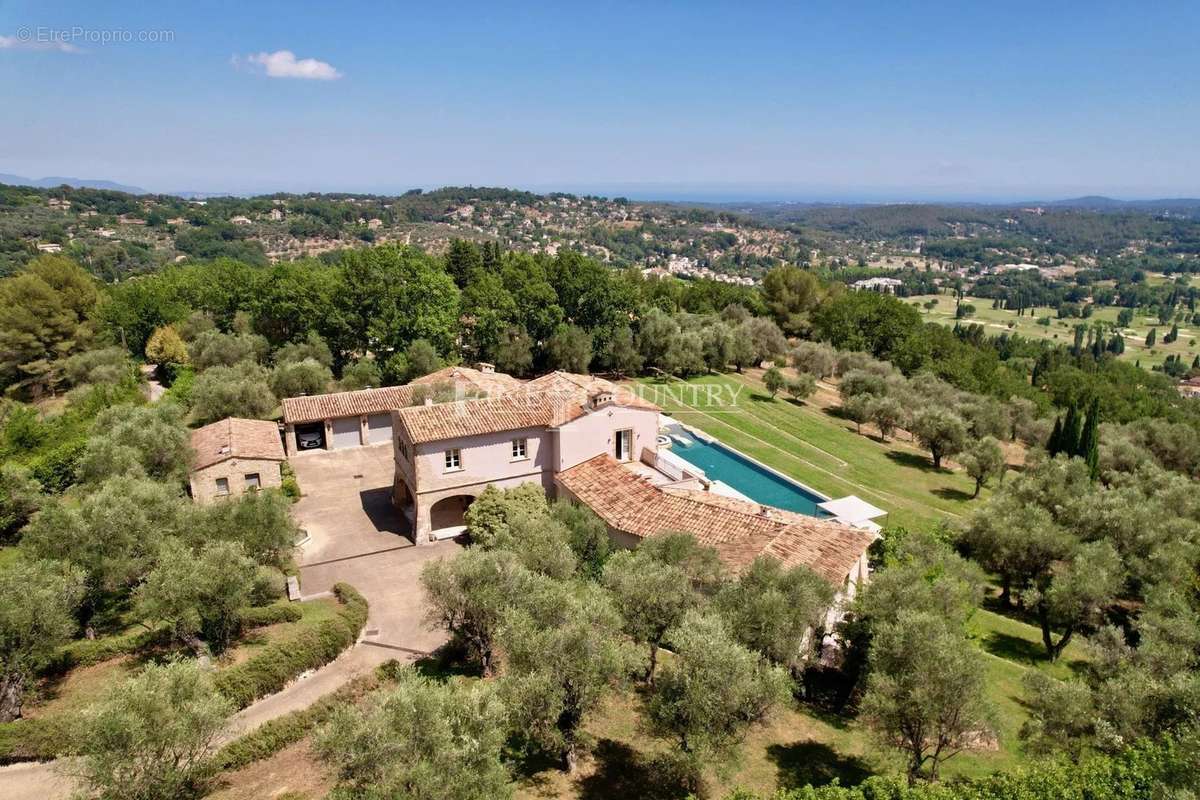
297,430 -> 324,450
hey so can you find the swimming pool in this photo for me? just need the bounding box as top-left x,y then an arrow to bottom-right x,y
666,428 -> 831,517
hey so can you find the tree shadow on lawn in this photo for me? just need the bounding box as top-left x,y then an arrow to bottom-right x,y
972,629 -> 1090,677
883,449 -> 940,473
932,486 -> 975,502
768,741 -> 872,789
575,739 -> 692,800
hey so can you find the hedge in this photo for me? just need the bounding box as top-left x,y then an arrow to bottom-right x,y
211,672 -> 379,772
238,601 -> 304,629
47,626 -> 168,673
213,583 -> 368,709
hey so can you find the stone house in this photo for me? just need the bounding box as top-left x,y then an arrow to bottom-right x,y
189,417 -> 286,503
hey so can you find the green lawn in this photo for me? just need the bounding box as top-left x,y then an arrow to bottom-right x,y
637,372 -> 984,530
909,292 -> 1199,371
618,372 -> 1090,787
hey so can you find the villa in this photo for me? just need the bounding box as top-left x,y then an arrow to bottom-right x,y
284,364 -> 879,596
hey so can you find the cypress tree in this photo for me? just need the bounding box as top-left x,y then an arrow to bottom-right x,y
1047,416 -> 1064,457
1061,404 -> 1082,458
1079,397 -> 1101,479
1146,328 -> 1157,348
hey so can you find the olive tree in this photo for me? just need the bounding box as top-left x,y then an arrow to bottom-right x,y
74,660 -> 232,800
911,407 -> 968,469
647,612 -> 790,786
22,477 -> 188,613
860,611 -> 993,784
76,403 -> 192,486
785,372 -> 817,404
316,666 -> 511,800
1032,541 -> 1123,660
135,539 -> 257,655
0,558 -> 85,721
602,549 -> 698,683
464,483 -> 549,548
190,361 -> 277,424
0,464 -> 42,541
868,395 -> 904,441
500,580 -> 635,773
762,366 -> 785,398
714,556 -> 833,674
187,487 -> 300,568
959,435 -> 1006,497
421,549 -> 536,677
269,357 -> 332,399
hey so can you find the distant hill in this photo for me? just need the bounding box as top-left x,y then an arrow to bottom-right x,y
1046,196 -> 1200,213
0,173 -> 148,195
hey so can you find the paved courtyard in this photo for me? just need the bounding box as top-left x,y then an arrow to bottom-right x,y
289,444 -> 462,657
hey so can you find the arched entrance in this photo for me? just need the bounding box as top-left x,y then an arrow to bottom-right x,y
428,494 -> 474,541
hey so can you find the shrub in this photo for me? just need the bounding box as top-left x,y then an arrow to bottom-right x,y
280,461 -> 301,501
212,583 -> 367,709
27,439 -> 85,494
0,715 -> 67,762
238,602 -> 303,629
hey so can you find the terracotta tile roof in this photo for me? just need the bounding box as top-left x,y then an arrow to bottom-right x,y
521,372 -> 659,416
410,365 -> 522,395
393,371 -> 659,445
556,454 -> 873,585
190,418 -> 285,471
280,366 -> 523,425
395,393 -> 557,445
282,385 -> 415,425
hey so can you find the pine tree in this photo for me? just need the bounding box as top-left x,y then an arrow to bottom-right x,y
1060,404 -> 1082,458
1079,398 -> 1100,479
1046,416 -> 1064,457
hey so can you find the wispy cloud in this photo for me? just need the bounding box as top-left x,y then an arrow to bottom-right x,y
234,50 -> 342,80
0,34 -> 82,53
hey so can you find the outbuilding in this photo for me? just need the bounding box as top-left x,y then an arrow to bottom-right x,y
189,417 -> 286,503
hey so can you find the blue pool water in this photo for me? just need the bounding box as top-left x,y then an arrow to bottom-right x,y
666,428 -> 831,517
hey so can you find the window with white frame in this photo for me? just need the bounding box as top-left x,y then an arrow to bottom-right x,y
444,448 -> 462,471
215,477 -> 230,496
512,437 -> 527,460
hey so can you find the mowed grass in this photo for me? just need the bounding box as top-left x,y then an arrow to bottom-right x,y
909,292 -> 1200,371
637,372 -> 984,530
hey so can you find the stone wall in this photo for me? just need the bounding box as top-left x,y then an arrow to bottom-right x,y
190,457 -> 283,504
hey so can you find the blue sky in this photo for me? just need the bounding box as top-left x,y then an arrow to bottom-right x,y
1,1 -> 1198,200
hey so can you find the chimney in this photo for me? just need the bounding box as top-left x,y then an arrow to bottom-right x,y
477,362 -> 495,374
424,397 -> 434,406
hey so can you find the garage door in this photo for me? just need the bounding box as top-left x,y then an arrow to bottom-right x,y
331,417 -> 361,449
367,413 -> 392,444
